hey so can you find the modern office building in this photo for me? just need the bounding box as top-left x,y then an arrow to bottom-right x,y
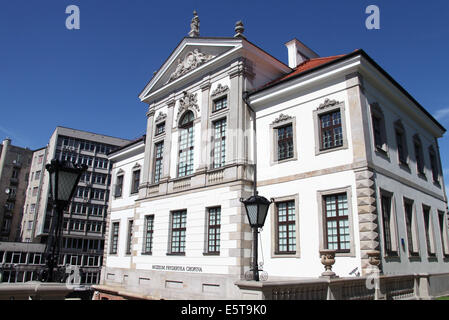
19,126 -> 130,285
0,138 -> 33,242
90,15 -> 448,299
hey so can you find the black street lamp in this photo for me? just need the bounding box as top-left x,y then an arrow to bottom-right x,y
240,193 -> 273,281
39,160 -> 87,283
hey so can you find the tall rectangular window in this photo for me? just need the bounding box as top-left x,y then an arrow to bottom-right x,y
319,110 -> 343,150
429,148 -> 439,183
178,112 -> 194,177
438,211 -> 448,256
110,222 -> 119,254
277,125 -> 294,161
414,138 -> 425,175
324,193 -> 350,252
395,123 -> 408,166
276,201 -> 296,254
207,207 -> 221,254
131,170 -> 140,194
154,142 -> 164,183
114,175 -> 123,197
381,194 -> 396,255
404,200 -> 418,256
170,210 -> 187,254
143,215 -> 154,254
212,119 -> 226,168
126,220 -> 133,255
422,206 -> 435,256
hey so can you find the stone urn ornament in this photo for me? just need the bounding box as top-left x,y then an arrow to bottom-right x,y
320,249 -> 338,278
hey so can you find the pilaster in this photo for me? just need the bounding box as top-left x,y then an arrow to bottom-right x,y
140,105 -> 155,198
197,79 -> 211,172
227,61 -> 245,169
162,98 -> 175,180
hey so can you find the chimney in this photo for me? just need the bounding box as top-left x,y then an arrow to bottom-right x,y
285,38 -> 319,68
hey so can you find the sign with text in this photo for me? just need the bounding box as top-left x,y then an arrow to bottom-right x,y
152,265 -> 203,273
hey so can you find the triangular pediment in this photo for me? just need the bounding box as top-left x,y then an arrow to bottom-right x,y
139,37 -> 243,102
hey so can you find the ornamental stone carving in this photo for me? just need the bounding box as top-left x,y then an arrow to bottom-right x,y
271,114 -> 293,125
155,111 -> 167,123
211,83 -> 229,97
168,49 -> 215,83
176,91 -> 199,121
318,98 -> 342,110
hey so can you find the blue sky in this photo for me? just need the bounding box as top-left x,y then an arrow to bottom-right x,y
1,1 -> 449,187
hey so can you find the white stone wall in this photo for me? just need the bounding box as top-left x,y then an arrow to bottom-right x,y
259,171 -> 361,278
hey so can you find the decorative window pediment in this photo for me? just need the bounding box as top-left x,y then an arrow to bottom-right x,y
155,112 -> 167,123
132,162 -> 141,170
317,98 -> 342,111
211,83 -> 229,98
271,114 -> 293,125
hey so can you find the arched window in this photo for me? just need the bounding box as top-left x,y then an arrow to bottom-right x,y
178,111 -> 195,177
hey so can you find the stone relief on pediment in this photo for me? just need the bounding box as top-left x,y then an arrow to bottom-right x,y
167,49 -> 215,83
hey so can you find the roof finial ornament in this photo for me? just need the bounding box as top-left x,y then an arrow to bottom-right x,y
188,10 -> 200,37
234,20 -> 245,39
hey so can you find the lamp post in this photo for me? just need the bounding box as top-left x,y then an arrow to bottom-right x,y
240,92 -> 273,282
39,160 -> 87,283
240,193 -> 273,281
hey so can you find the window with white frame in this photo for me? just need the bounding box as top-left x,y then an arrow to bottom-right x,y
114,174 -> 124,198
270,115 -> 297,165
153,141 -> 164,183
323,193 -> 350,253
437,210 -> 449,256
169,210 -> 187,254
380,191 -> 398,256
131,169 -> 140,194
403,198 -> 419,257
394,121 -> 409,167
275,200 -> 296,254
429,146 -> 440,184
143,215 -> 154,254
109,222 -> 119,254
370,103 -> 388,153
126,220 -> 133,255
313,100 -> 348,155
413,135 -> 425,176
205,207 -> 221,254
422,205 -> 436,257
178,111 -> 195,177
212,119 -> 226,168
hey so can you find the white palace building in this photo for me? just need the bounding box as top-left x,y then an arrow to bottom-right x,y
93,13 -> 449,300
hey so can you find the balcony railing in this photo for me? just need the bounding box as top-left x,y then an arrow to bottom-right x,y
235,273 -> 444,300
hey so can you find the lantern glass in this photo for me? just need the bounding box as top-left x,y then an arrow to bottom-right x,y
242,194 -> 272,228
246,203 -> 259,226
57,170 -> 80,202
257,202 -> 270,226
46,160 -> 86,205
